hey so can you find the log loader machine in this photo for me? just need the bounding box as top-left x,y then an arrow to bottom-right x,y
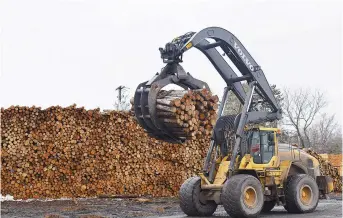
132,27 -> 334,218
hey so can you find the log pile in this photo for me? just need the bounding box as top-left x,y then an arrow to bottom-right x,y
1,103 -> 341,200
306,149 -> 342,192
320,154 -> 342,176
328,154 -> 342,169
1,105 -> 210,200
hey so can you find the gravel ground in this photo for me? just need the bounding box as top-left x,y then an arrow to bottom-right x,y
1,196 -> 342,218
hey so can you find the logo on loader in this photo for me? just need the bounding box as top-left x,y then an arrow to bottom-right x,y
233,41 -> 254,72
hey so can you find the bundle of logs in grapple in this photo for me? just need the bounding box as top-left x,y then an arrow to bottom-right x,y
133,89 -> 219,140
306,149 -> 342,192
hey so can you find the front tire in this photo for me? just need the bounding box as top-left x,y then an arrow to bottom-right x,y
284,174 -> 319,213
221,174 -> 264,218
179,176 -> 217,216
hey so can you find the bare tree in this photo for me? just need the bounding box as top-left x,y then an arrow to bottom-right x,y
279,128 -> 299,144
222,83 -> 283,117
317,113 -> 338,148
327,127 -> 342,154
282,88 -> 327,148
308,125 -> 320,150
114,86 -> 131,111
222,91 -> 243,116
309,113 -> 339,152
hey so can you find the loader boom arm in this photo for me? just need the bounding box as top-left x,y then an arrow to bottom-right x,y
158,27 -> 283,176
160,27 -> 281,116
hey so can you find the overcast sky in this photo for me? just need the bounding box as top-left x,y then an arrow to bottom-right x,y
0,0 -> 342,125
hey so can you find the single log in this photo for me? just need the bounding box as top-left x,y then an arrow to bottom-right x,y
156,104 -> 177,113
157,90 -> 189,97
160,118 -> 179,124
156,99 -> 181,107
157,111 -> 177,117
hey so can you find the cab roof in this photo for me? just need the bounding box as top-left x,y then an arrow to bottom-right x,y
245,126 -> 281,132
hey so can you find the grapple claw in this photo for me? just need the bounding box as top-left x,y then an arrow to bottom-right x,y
133,63 -> 209,143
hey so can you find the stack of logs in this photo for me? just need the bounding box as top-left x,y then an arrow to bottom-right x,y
1,105 -> 211,200
307,149 -> 342,192
1,96 -> 342,200
154,89 -> 219,139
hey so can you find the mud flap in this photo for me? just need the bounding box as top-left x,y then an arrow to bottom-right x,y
316,176 -> 334,198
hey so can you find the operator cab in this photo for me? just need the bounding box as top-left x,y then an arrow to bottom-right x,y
245,127 -> 278,165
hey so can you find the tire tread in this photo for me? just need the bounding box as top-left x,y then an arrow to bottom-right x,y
221,174 -> 263,218
179,176 -> 217,216
284,174 -> 319,214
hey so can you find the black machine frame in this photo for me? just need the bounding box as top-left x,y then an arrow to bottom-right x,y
134,27 -> 282,178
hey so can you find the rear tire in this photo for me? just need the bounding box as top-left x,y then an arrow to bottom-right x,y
179,176 -> 217,216
284,174 -> 319,213
221,174 -> 264,218
261,201 -> 276,213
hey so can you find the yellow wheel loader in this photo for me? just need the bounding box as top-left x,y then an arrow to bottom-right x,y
132,27 -> 334,218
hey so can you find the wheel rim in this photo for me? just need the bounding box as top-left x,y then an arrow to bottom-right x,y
300,185 -> 312,205
243,186 -> 257,208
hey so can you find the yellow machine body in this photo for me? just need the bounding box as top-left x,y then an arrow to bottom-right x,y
199,126 -> 333,202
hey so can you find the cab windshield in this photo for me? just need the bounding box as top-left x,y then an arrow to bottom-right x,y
247,130 -> 275,164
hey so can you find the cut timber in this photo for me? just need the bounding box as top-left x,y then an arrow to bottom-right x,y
0,105 -> 212,200
157,90 -> 189,98
160,118 -> 178,124
156,104 -> 177,113
154,89 -> 219,139
306,150 -> 342,192
157,111 -> 177,117
156,98 -> 181,107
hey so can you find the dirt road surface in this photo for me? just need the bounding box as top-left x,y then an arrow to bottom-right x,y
1,196 -> 342,218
